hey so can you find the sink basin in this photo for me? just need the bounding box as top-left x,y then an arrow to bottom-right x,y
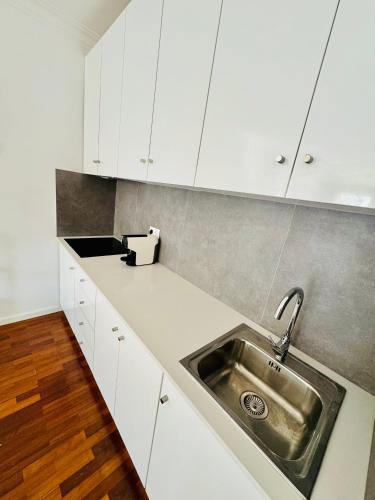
180,324 -> 345,498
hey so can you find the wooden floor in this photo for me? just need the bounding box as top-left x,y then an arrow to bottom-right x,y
0,312 -> 148,500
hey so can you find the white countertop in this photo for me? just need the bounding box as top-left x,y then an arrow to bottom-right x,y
59,237 -> 375,500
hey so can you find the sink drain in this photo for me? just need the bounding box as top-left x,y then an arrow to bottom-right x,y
240,392 -> 268,420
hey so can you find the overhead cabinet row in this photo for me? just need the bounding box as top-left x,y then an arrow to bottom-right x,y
84,0 -> 375,210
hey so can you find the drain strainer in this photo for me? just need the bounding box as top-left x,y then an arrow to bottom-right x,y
240,391 -> 268,420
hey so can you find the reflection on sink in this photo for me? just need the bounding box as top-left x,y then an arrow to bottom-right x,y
198,338 -> 323,461
181,324 -> 345,498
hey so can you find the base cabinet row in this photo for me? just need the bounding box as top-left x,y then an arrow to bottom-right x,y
59,244 -> 267,499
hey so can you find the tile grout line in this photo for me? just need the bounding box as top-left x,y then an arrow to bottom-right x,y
134,182 -> 140,232
174,190 -> 192,276
260,204 -> 297,324
113,180 -> 119,235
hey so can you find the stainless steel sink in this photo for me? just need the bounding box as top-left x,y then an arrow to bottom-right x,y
180,324 -> 345,498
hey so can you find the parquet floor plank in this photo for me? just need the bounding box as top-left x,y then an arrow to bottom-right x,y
0,312 -> 148,499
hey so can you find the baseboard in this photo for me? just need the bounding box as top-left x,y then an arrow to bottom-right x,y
0,306 -> 62,326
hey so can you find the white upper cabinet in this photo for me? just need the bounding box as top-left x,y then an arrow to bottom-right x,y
287,0 -> 375,209
98,13 -> 126,178
147,0 -> 222,186
195,0 -> 339,197
114,328 -> 163,485
83,42 -> 101,175
146,376 -> 266,500
117,0 -> 163,182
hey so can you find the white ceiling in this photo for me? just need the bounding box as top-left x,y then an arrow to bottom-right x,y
35,0 -> 130,38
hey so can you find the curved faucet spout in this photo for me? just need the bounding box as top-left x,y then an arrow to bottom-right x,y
269,287 -> 304,362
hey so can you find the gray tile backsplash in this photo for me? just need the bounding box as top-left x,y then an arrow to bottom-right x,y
261,206 -> 375,394
114,180 -> 375,396
56,169 -> 117,236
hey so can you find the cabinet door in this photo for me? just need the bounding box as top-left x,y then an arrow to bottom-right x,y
98,13 -> 126,177
59,246 -> 76,330
287,0 -> 375,209
114,329 -> 163,485
93,291 -> 124,415
147,0 -> 222,186
83,41 -> 101,175
75,307 -> 94,370
117,0 -> 163,181
195,0 -> 339,197
146,376 -> 266,500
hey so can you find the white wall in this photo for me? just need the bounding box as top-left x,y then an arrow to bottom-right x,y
0,2 -> 85,324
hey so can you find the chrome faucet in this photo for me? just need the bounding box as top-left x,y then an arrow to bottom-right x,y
269,287 -> 304,362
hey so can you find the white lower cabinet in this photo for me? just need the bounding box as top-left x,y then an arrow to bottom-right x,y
114,329 -> 163,485
75,307 -> 95,370
93,291 -> 125,415
77,286 -> 95,329
59,245 -> 76,330
59,243 -> 267,498
60,244 -> 97,368
146,376 -> 267,500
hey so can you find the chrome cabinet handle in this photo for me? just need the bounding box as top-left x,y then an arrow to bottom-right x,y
69,267 -> 75,271
148,158 -> 154,164
78,321 -> 84,326
112,327 -> 119,332
93,160 -> 101,164
80,278 -> 85,283
117,335 -> 125,342
79,300 -> 84,305
140,158 -> 147,164
275,155 -> 286,164
160,395 -> 169,405
304,154 -> 314,164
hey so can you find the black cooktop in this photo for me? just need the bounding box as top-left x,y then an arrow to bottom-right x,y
65,237 -> 127,258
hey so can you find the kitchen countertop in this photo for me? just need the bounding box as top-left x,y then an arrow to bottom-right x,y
59,237 -> 375,500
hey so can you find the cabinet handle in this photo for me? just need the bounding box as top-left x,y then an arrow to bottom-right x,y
117,335 -> 125,342
275,155 -> 286,164
160,395 -> 169,405
112,327 -> 119,332
148,158 -> 154,164
78,321 -> 84,326
69,267 -> 75,271
80,278 -> 85,283
304,154 -> 314,164
79,300 -> 85,305
93,160 -> 101,164
140,158 -> 147,164
78,341 -> 83,345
